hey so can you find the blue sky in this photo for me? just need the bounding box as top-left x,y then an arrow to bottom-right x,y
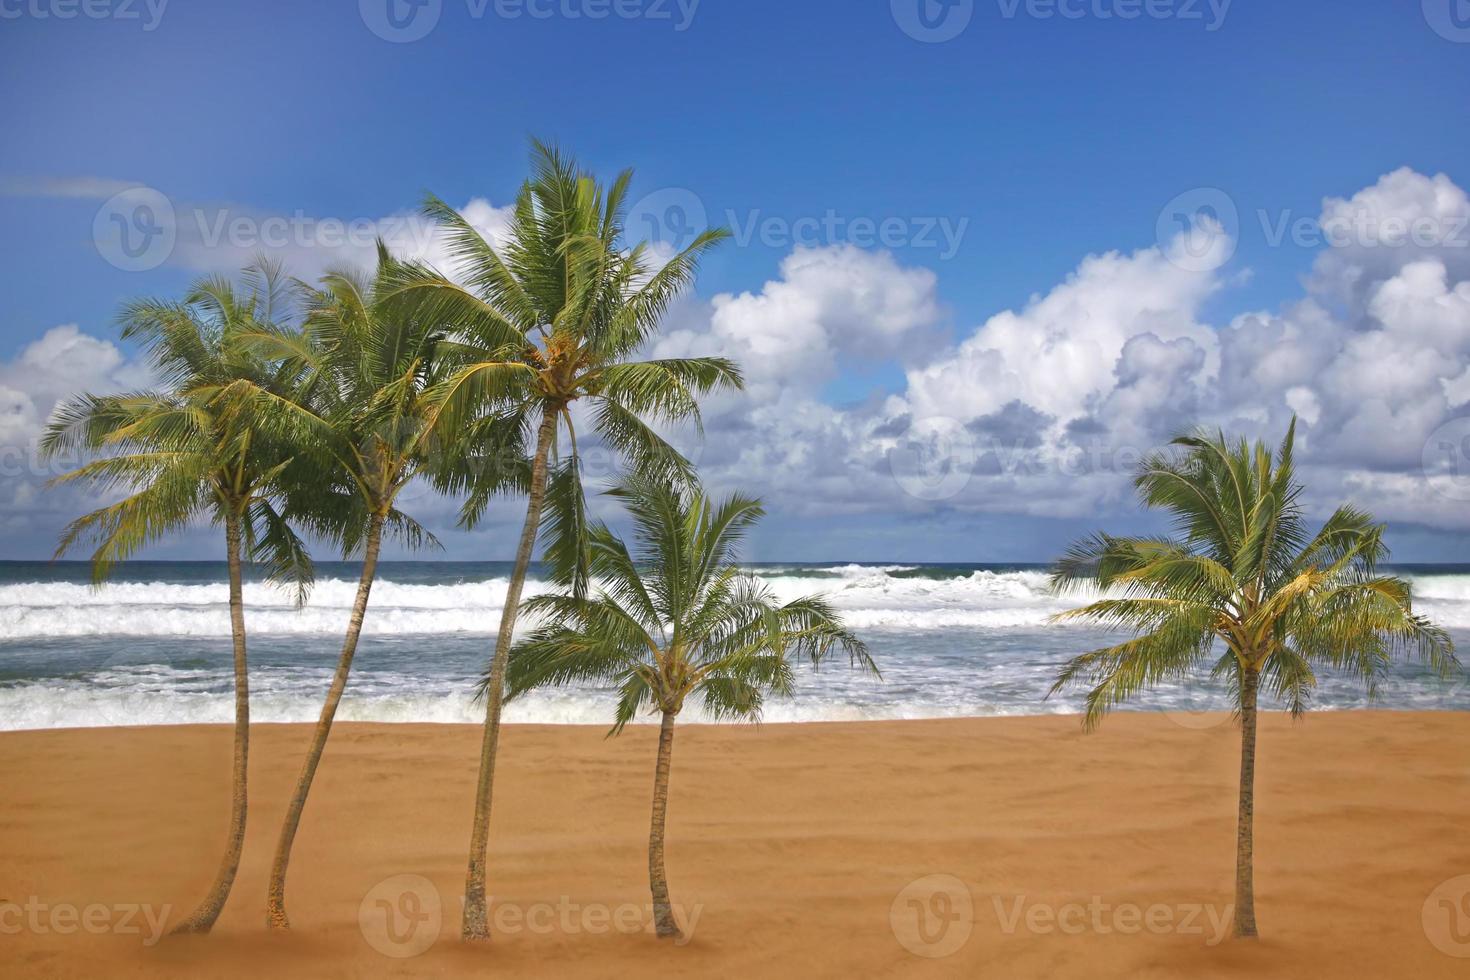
3,0 -> 1470,562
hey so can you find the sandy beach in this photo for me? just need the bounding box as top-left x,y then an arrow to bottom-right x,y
2,712 -> 1468,978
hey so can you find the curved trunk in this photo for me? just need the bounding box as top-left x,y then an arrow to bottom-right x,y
462,408 -> 559,941
649,709 -> 681,940
266,514 -> 385,930
1234,666 -> 1260,939
171,513 -> 250,935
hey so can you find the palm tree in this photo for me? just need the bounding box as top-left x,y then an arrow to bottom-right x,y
504,476 -> 876,940
40,263 -> 313,935
395,141 -> 743,939
1048,421 -> 1458,939
241,248 -> 492,930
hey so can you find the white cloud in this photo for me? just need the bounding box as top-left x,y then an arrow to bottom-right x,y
902,231 -> 1219,427
655,245 -> 942,402
0,326 -> 157,539
1310,168 -> 1470,309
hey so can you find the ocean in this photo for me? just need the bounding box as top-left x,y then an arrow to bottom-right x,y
1,560 -> 1467,731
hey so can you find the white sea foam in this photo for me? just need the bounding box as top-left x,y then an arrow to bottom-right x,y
4,568 -> 1468,639
0,569 -> 1101,639
1,661 -> 1459,732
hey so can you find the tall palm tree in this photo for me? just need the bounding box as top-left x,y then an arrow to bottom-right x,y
241,248 -> 492,930
1048,421 -> 1458,939
395,141 -> 743,939
40,263 -> 313,935
504,476 -> 876,940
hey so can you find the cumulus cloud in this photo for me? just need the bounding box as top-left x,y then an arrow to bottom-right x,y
0,326 -> 156,538
655,245 -> 943,399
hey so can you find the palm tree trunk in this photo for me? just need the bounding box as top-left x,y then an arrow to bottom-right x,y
462,408 -> 559,941
266,513 -> 385,930
649,709 -> 680,940
1234,665 -> 1260,939
171,513 -> 250,935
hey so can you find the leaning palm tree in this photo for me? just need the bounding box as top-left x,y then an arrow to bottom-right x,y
394,141 -> 743,939
1048,421 -> 1458,939
241,248 -> 493,929
504,476 -> 876,940
40,263 -> 313,934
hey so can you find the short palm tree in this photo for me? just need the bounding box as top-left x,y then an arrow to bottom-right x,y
1049,421 -> 1458,939
40,263 -> 313,934
395,141 -> 743,939
504,476 -> 876,940
242,248 -> 478,930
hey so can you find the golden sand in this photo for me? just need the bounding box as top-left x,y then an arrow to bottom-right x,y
2,713 -> 1468,977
